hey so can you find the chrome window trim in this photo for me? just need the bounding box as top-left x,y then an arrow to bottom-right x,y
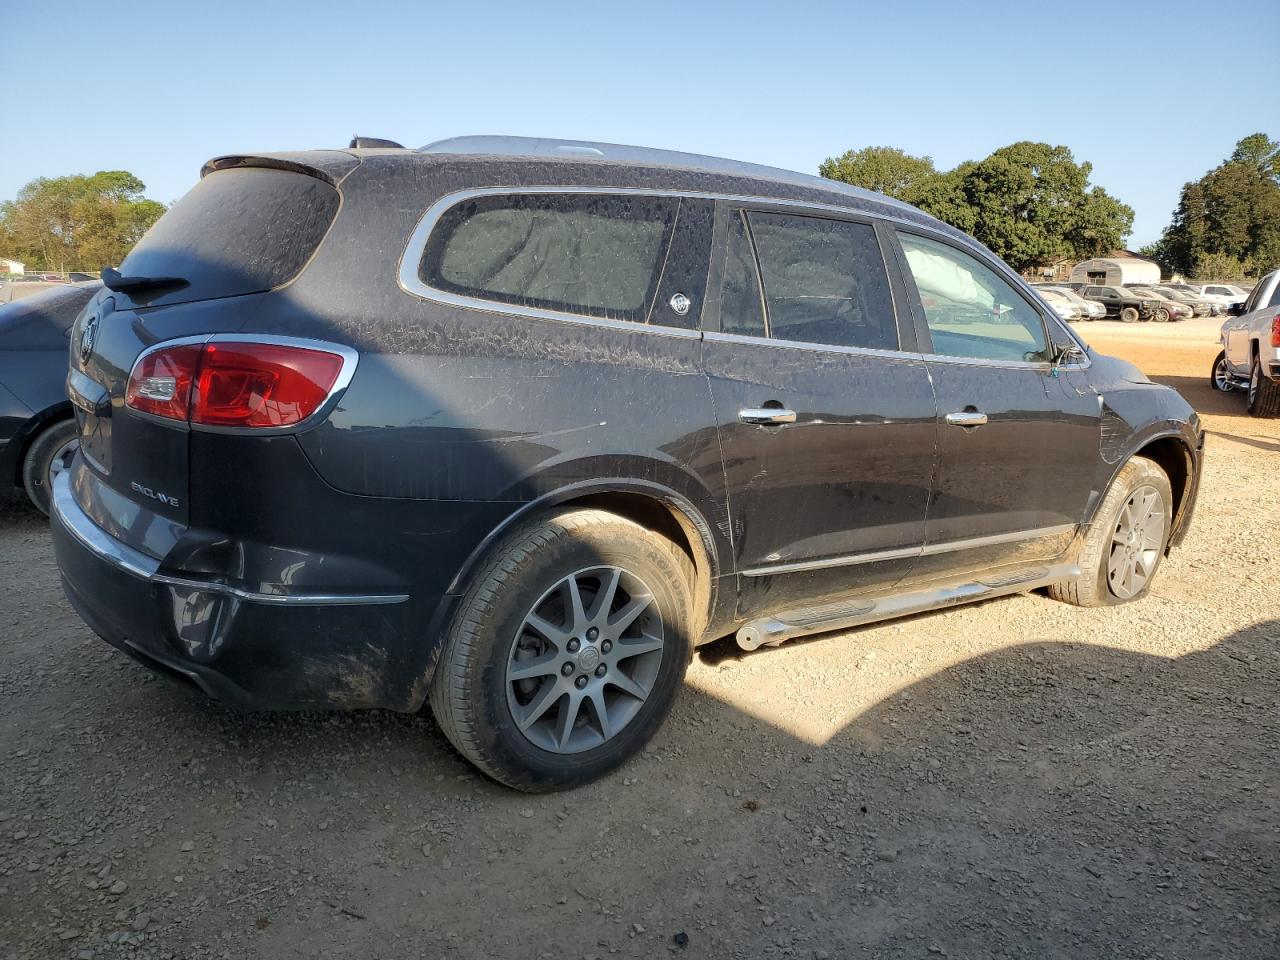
52,473 -> 408,606
741,523 -> 1077,577
125,333 -> 361,436
704,330 -> 925,364
397,185 -> 976,340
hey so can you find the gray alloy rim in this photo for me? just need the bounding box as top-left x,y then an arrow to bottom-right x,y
1107,485 -> 1167,600
46,438 -> 79,487
1213,359 -> 1232,391
505,566 -> 664,754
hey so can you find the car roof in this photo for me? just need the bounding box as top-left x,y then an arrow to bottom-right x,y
419,134 -> 918,212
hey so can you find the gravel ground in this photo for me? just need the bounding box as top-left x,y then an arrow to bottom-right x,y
2,318 -> 1277,959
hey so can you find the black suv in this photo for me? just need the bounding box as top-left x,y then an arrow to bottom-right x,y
52,137 -> 1202,790
1080,285 -> 1163,323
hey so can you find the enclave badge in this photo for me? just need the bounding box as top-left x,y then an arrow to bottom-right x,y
78,313 -> 100,363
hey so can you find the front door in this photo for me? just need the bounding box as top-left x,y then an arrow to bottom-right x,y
703,205 -> 937,618
892,230 -> 1101,580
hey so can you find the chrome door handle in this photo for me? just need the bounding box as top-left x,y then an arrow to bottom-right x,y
945,410 -> 988,427
739,407 -> 797,425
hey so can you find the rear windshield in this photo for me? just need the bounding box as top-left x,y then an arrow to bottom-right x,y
120,168 -> 338,305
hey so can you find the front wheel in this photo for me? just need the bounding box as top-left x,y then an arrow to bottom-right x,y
1248,355 -> 1280,417
1119,306 -> 1139,323
430,508 -> 695,791
1210,351 -> 1232,391
21,419 -> 78,516
1152,307 -> 1170,323
1049,456 -> 1172,607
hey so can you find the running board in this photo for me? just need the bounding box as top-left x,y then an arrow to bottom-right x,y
735,563 -> 1080,651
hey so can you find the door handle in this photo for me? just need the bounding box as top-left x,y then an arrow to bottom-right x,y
944,410 -> 988,427
739,407 -> 797,425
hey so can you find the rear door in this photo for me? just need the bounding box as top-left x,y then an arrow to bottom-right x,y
891,229 -> 1101,580
703,203 -> 936,617
67,164 -> 344,548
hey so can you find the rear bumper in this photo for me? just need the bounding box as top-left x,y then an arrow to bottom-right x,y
50,470 -> 429,711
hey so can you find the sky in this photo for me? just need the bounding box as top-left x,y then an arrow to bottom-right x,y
1,0 -> 1275,247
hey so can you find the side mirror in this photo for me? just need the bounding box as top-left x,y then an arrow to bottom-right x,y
1227,302 -> 1246,316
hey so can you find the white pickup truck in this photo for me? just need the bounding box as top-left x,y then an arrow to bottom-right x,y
1212,269 -> 1280,416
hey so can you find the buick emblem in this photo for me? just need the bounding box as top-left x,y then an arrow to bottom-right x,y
669,292 -> 691,316
78,313 -> 99,363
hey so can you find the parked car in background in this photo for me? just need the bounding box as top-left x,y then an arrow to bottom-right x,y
1149,285 -> 1211,317
0,281 -> 102,513
1080,285 -> 1162,322
1190,283 -> 1247,309
1124,286 -> 1193,322
1211,268 -> 1280,416
50,136 -> 1202,791
1036,287 -> 1082,321
1035,284 -> 1106,320
1164,284 -> 1225,316
67,272 -> 97,282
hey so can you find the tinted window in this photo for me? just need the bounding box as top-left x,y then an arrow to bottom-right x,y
122,168 -> 339,306
718,210 -> 766,337
898,232 -> 1050,363
422,193 -> 677,323
1267,276 -> 1280,308
746,212 -> 897,350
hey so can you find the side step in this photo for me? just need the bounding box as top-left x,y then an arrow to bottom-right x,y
735,563 -> 1080,651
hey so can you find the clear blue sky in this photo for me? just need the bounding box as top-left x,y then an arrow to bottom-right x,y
2,0 -> 1275,246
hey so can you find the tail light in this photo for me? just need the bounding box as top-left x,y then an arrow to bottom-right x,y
126,340 -> 349,428
1272,313 -> 1280,348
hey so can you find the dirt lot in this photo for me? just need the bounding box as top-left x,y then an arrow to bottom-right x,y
2,316 -> 1276,959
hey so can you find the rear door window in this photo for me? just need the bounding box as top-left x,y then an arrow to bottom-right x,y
737,211 -> 898,350
121,168 -> 339,306
1267,275 -> 1280,308
421,193 -> 678,324
897,232 -> 1050,363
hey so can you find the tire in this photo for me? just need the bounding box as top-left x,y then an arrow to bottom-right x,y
1048,456 -> 1172,608
1210,351 -> 1232,392
1247,353 -> 1280,417
1153,307 -> 1169,323
21,419 -> 78,516
430,508 -> 695,792
1119,306 -> 1139,323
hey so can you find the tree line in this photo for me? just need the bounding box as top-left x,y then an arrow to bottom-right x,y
820,133 -> 1280,280
0,172 -> 166,273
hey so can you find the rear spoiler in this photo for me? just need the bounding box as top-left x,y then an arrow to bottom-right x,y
201,151 -> 360,186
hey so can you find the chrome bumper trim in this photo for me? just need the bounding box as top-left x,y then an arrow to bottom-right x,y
52,472 -> 409,607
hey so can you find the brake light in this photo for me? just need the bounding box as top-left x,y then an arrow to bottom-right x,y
1272,313 -> 1280,348
126,341 -> 347,428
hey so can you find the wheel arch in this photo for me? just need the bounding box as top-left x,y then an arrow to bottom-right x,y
6,401 -> 74,488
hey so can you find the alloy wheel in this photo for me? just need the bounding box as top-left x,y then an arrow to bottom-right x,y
506,566 -> 664,754
46,438 -> 79,488
1250,363 -> 1260,407
1107,485 -> 1166,600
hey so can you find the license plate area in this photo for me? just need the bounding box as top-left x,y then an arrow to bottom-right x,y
76,408 -> 112,475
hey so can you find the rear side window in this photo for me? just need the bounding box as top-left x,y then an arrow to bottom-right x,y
1268,276 -> 1280,308
121,168 -> 339,306
421,193 -> 678,323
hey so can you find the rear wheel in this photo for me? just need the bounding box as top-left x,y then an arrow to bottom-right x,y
1210,351 -> 1232,392
1247,353 -> 1280,417
430,508 -> 695,791
1049,456 -> 1172,607
1119,306 -> 1139,323
21,419 -> 78,516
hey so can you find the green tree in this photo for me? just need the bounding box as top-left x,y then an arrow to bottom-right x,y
0,171 -> 165,273
1156,134 -> 1280,277
818,146 -> 939,202
818,141 -> 1133,272
1229,132 -> 1279,182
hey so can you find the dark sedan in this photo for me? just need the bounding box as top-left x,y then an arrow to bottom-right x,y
0,281 -> 101,513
